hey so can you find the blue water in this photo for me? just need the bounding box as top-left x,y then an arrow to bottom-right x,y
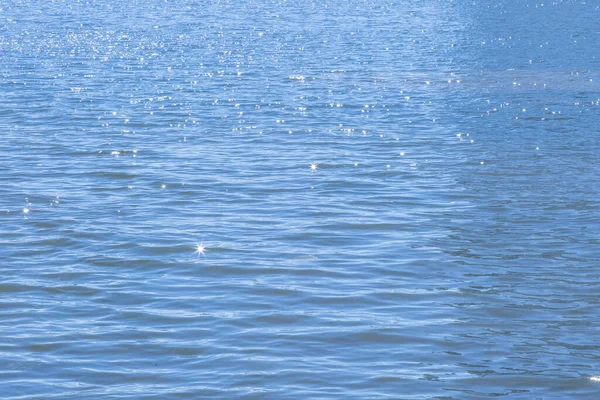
1,0 -> 600,398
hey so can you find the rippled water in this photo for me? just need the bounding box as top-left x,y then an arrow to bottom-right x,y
2,0 -> 600,398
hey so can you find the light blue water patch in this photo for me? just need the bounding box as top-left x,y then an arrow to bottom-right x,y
1,0 -> 600,398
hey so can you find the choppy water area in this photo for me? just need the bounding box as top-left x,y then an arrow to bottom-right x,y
1,0 -> 600,398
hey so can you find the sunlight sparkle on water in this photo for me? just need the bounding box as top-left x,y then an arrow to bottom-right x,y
194,243 -> 206,257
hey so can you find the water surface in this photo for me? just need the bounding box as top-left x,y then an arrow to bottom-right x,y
1,0 -> 600,398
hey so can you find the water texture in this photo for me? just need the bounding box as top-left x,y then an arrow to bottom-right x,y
1,0 -> 600,398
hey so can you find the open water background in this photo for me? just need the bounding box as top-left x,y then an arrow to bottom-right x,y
1,0 -> 600,398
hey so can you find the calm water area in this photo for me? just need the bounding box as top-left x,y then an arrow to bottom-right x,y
1,0 -> 600,398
